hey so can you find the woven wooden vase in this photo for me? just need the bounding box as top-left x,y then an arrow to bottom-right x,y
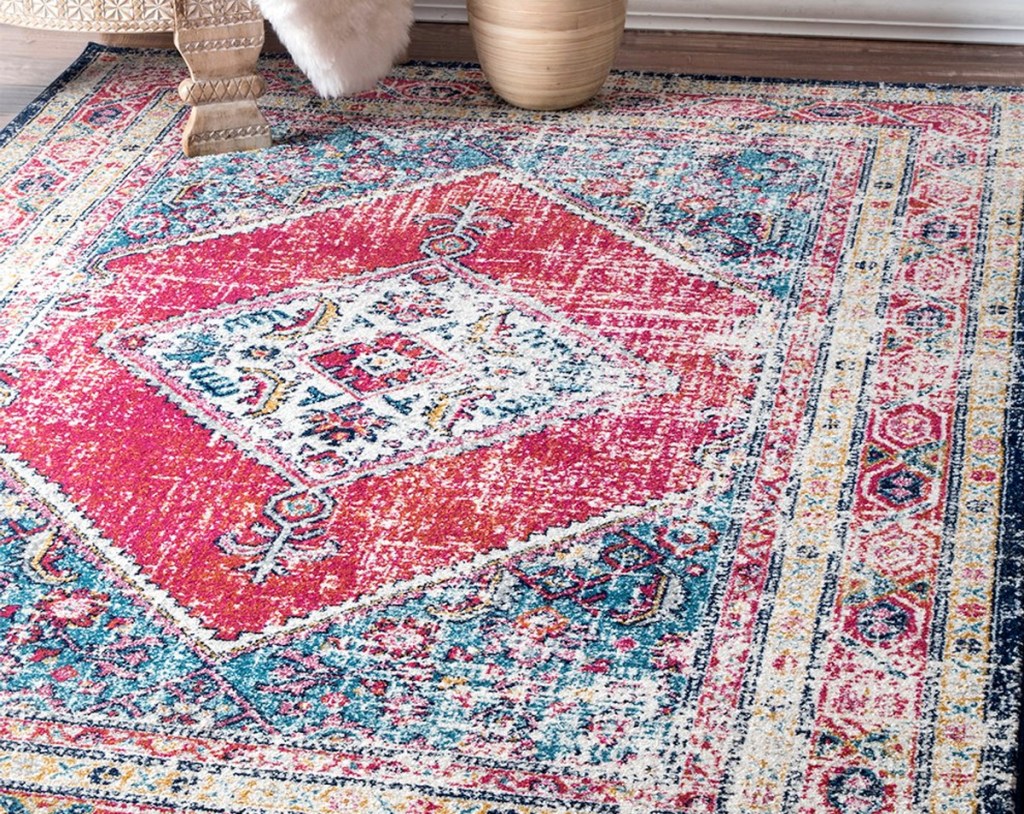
467,0 -> 626,110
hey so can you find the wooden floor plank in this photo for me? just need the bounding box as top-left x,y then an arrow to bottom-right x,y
611,28 -> 1024,85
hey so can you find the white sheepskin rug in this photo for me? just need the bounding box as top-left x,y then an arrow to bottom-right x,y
256,0 -> 414,97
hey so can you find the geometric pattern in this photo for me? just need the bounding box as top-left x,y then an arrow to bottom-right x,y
0,46 -> 1021,814
0,0 -> 259,32
0,0 -> 176,31
29,169 -> 755,646
100,251 -> 678,491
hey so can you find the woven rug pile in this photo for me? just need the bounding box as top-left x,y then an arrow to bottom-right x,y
0,45 -> 1021,813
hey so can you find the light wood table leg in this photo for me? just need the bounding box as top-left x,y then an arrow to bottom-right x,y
173,0 -> 272,156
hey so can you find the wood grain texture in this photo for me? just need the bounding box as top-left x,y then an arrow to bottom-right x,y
172,0 -> 271,156
2,22 -> 1023,128
410,23 -> 1024,84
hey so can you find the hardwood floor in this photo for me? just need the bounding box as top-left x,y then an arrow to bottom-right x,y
2,21 -> 1024,127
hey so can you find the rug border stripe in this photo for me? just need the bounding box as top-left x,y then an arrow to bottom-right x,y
0,41 -> 103,150
978,189 -> 1024,813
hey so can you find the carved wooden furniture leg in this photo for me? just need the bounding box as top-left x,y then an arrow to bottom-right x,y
173,0 -> 273,157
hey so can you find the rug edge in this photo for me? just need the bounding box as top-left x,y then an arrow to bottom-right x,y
399,58 -> 1024,94
0,42 -> 106,149
993,236 -> 1024,812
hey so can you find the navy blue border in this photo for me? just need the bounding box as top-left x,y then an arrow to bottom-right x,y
0,42 -> 187,151
1012,339 -> 1023,804
0,41 -> 103,149
974,168 -> 1024,813
988,210 -> 1024,813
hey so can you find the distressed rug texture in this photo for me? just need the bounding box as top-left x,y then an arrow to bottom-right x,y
0,45 -> 1022,814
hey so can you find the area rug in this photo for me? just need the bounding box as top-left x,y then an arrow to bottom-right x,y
0,44 -> 1021,813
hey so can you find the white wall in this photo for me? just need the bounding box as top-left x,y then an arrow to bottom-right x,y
414,0 -> 1024,45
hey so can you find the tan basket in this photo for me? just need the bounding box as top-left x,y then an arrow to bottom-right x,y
467,0 -> 626,110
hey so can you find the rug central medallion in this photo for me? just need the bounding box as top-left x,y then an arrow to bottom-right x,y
7,172 -> 769,649
102,260 -> 675,489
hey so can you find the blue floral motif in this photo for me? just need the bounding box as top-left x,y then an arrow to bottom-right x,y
511,140 -> 829,298
222,507 -> 730,770
0,480 -> 251,733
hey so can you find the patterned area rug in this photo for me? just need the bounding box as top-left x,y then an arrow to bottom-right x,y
0,45 -> 1022,813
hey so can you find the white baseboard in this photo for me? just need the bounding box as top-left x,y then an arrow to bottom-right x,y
414,0 -> 1024,45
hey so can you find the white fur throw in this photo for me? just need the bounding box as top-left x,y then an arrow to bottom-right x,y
256,0 -> 414,97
